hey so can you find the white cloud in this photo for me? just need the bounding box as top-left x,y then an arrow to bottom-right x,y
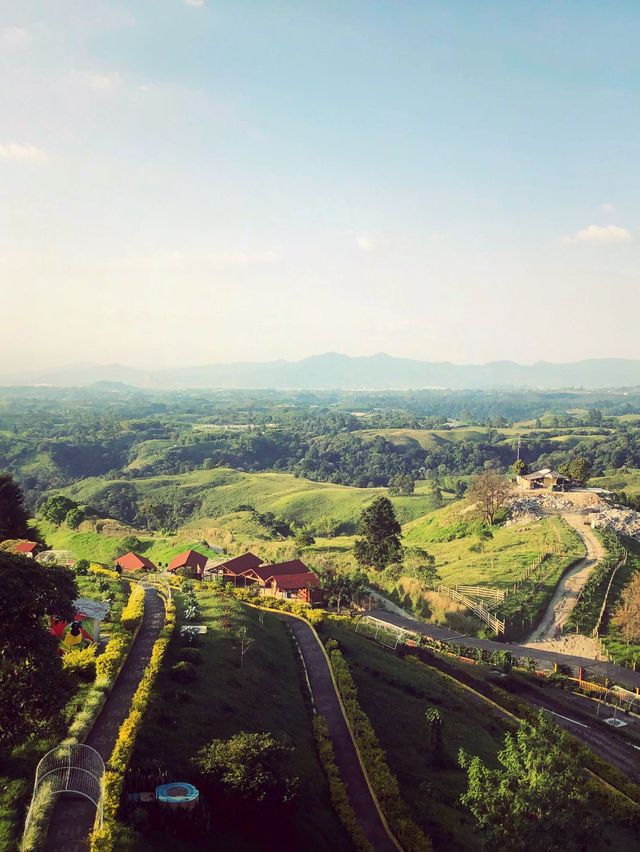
562,224 -> 633,244
0,143 -> 46,161
356,234 -> 375,252
183,0 -> 205,6
2,27 -> 31,48
86,72 -> 119,90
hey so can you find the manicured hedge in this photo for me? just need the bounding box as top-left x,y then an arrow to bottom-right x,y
312,714 -> 372,851
328,646 -> 432,852
232,587 -> 325,625
120,584 -> 145,631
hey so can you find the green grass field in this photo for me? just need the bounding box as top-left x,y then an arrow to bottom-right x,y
129,589 -> 349,851
403,505 -> 584,588
61,467 -> 443,528
319,619 -> 507,850
590,468 -> 640,497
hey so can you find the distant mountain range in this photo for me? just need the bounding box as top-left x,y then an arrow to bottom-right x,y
2,354 -> 640,391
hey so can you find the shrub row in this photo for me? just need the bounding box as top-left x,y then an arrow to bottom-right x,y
89,598 -> 176,852
566,530 -> 626,634
89,563 -> 121,580
231,587 -> 325,625
327,644 -> 432,852
95,634 -> 130,685
312,715 -> 372,851
120,584 -> 145,632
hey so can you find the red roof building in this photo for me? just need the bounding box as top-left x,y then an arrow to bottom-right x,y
206,552 -> 263,580
13,541 -> 39,557
264,571 -> 322,604
168,549 -> 208,576
115,551 -> 157,573
241,559 -> 310,584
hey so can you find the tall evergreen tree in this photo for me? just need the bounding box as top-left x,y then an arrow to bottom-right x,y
354,496 -> 403,570
0,473 -> 30,542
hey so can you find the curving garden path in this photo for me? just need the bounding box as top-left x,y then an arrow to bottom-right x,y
276,612 -> 400,852
44,584 -> 165,852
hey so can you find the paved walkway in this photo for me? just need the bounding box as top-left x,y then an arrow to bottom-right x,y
368,609 -> 640,692
277,613 -> 399,852
44,585 -> 165,852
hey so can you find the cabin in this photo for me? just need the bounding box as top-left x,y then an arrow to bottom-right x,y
168,549 -> 208,578
516,468 -> 571,491
115,551 -> 157,573
50,597 -> 110,653
203,551 -> 263,583
239,558 -> 310,587
264,571 -> 322,604
12,540 -> 39,558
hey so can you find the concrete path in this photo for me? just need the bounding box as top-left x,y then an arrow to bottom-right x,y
277,613 -> 399,852
525,512 -> 605,647
44,585 -> 165,852
367,609 -> 640,692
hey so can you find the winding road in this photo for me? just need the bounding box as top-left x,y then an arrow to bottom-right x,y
525,511 -> 605,653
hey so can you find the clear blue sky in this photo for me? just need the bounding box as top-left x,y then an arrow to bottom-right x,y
1,1 -> 639,369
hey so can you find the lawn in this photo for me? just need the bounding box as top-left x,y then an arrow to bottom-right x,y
318,619 -> 508,851
128,588 -> 350,851
403,506 -> 584,589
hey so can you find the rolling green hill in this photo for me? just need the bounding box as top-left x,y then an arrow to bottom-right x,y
60,467 -> 445,529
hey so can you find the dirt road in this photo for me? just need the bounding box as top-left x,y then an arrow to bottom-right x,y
524,512 -> 605,652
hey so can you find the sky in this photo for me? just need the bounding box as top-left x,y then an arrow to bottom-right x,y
1,1 -> 640,371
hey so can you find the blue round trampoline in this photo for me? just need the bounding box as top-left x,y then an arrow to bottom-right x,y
155,782 -> 199,808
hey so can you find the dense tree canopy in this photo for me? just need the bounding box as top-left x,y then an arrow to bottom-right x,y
459,712 -> 599,851
0,473 -> 30,541
0,552 -> 77,747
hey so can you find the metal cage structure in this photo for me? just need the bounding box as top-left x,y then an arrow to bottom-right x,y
23,743 -> 105,840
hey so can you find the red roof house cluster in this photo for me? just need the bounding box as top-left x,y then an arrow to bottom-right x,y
206,553 -> 322,603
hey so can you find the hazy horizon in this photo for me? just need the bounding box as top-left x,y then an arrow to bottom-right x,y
2,1 -> 640,372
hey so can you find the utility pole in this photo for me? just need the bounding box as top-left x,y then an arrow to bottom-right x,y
516,434 -> 521,463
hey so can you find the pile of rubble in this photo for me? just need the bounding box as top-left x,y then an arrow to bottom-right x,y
590,505 -> 640,540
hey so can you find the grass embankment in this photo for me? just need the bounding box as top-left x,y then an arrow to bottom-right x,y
128,588 -> 349,851
318,619 -> 507,851
590,469 -> 640,497
320,621 -> 640,851
404,508 -> 583,588
598,541 -> 640,669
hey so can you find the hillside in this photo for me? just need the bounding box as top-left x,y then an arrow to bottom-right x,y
60,467 -> 445,531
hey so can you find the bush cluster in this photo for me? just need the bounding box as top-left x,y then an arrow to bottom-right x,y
120,584 -> 145,631
328,646 -> 432,851
61,645 -> 98,680
231,588 -> 324,625
312,715 -> 372,851
90,597 -> 176,852
95,634 -> 130,685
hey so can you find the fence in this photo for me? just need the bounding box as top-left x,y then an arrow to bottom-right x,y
509,553 -> 550,594
437,585 -> 505,635
455,585 -> 505,603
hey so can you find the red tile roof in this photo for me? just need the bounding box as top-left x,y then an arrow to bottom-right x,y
215,552 -> 263,576
168,549 -> 208,572
268,572 -> 319,591
14,541 -> 38,553
243,559 -> 309,581
115,551 -> 156,572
